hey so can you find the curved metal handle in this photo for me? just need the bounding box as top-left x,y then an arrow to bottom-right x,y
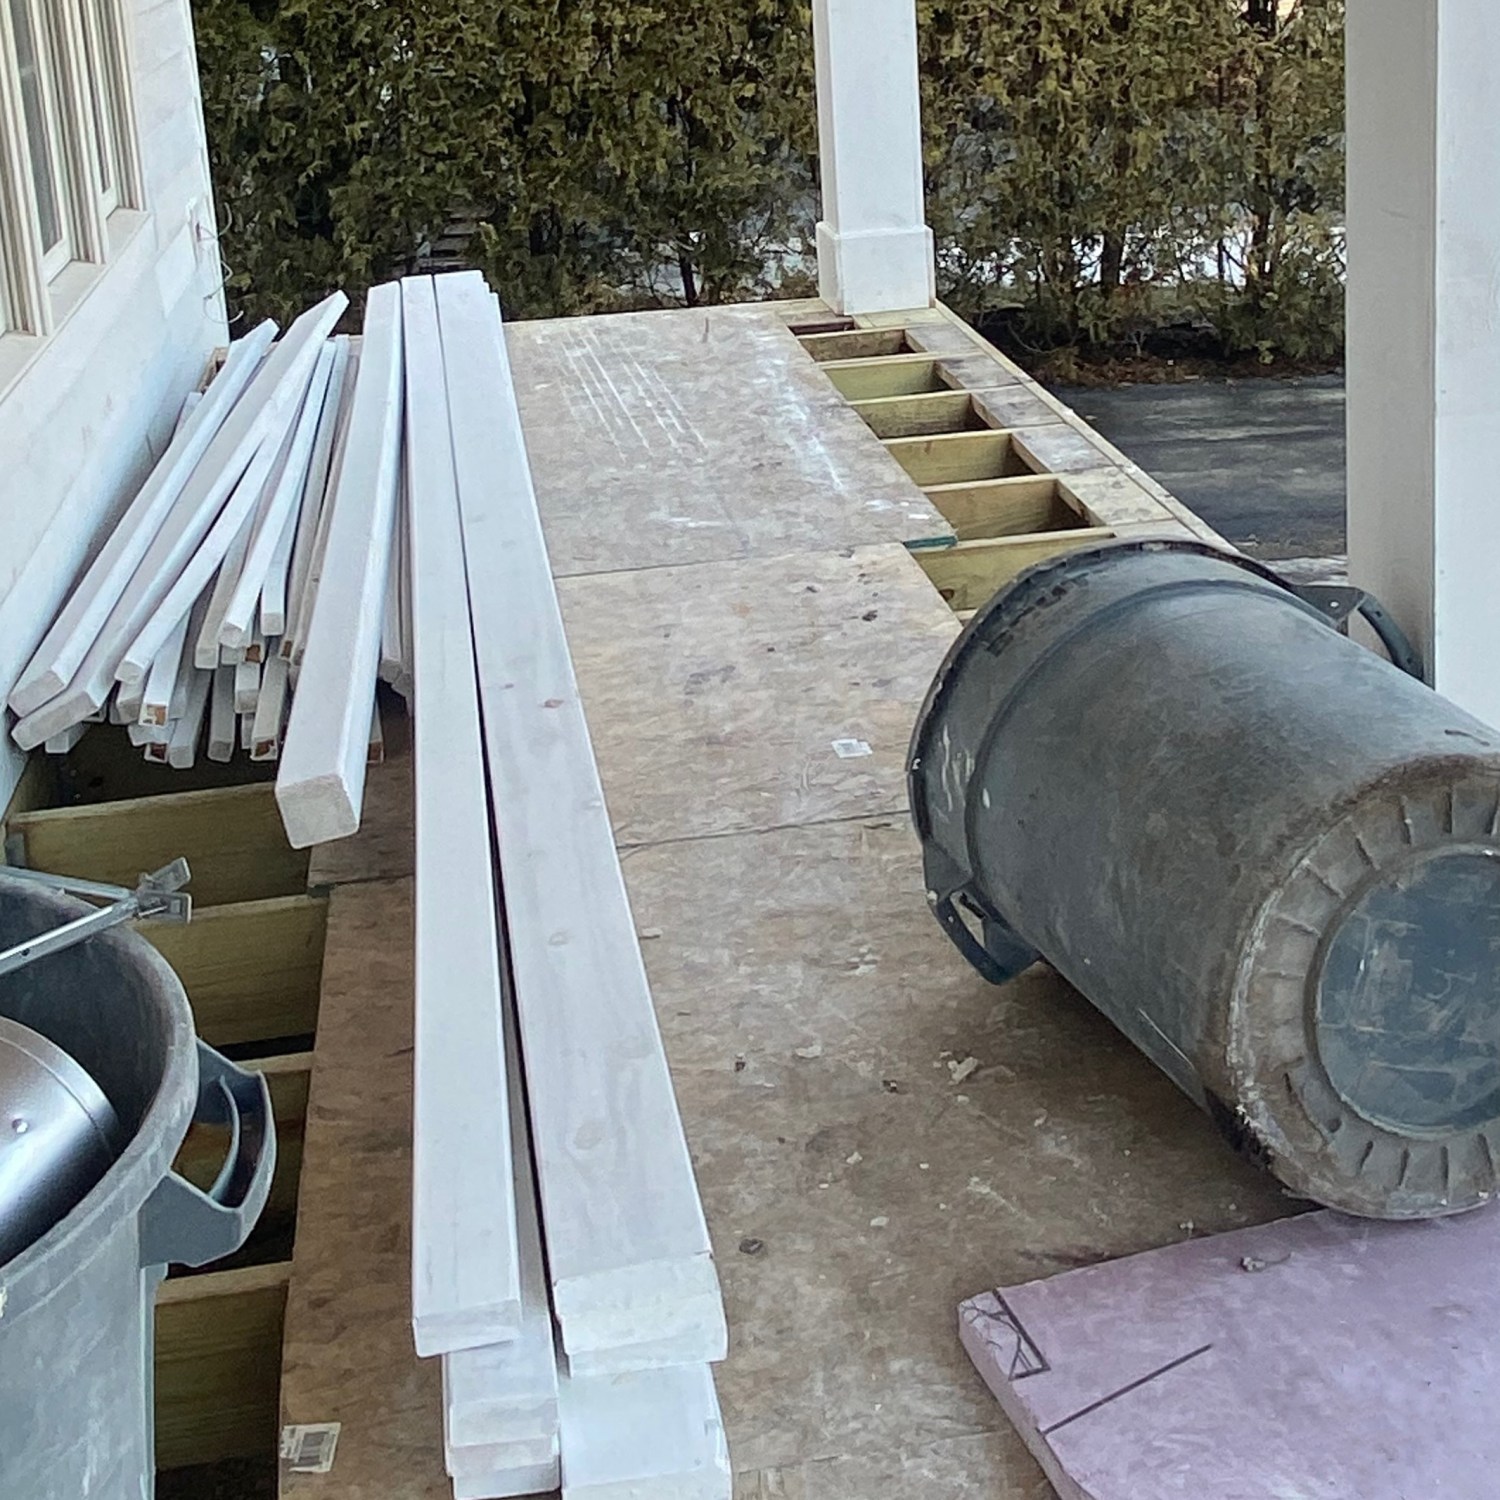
138,1042 -> 276,1269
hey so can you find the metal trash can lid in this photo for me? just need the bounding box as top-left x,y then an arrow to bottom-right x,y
0,1015 -> 122,1266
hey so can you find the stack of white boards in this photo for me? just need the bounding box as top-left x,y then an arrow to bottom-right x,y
4,289 -> 411,849
404,271 -> 730,1500
6,271 -> 730,1494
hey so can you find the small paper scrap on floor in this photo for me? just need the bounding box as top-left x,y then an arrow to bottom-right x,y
948,1056 -> 980,1084
831,737 -> 873,758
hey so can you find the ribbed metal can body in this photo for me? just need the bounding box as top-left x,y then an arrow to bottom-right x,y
910,540 -> 1500,1219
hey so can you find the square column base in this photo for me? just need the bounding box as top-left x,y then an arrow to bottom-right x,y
816,222 -> 935,316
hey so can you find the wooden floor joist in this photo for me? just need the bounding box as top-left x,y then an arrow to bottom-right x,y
437,271 -> 726,1368
401,275 -> 521,1358
5,781 -> 308,907
915,528 -> 1116,612
156,1261 -> 291,1471
883,429 -> 1034,487
794,326 -> 911,362
849,389 -> 982,439
140,893 -> 326,1050
820,353 -> 945,401
922,475 -> 1083,542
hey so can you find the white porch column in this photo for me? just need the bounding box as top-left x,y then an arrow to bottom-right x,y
812,0 -> 935,315
1347,1 -> 1500,726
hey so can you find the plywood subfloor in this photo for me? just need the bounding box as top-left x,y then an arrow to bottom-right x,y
506,305 -> 953,577
558,545 -> 958,847
508,302 -> 1300,1495
617,819 -> 1293,1495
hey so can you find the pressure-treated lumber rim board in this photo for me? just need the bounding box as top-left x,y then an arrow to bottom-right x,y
5,780 -> 309,907
783,299 -> 1228,619
156,1259 -> 292,1471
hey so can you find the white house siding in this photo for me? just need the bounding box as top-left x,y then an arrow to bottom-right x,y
0,0 -> 226,802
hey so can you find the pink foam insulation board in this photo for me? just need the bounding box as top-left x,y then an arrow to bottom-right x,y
960,1208 -> 1500,1500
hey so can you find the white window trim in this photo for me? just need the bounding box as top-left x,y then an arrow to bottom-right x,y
0,0 -> 55,333
86,0 -> 139,213
0,0 -> 141,337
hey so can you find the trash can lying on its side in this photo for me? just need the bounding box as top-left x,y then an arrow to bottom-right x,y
910,538 -> 1500,1221
0,874 -> 275,1500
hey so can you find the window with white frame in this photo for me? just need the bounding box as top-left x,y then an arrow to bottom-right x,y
0,0 -> 141,335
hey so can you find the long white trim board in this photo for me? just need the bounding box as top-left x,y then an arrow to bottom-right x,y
277,286 -> 404,847
434,270 -> 726,1366
403,274 -> 521,1357
440,883 -> 559,1458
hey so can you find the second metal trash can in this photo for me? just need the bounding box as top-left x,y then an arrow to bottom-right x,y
0,874 -> 275,1500
910,539 -> 1500,1220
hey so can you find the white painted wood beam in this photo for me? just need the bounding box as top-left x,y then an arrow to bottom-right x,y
276,286 -> 403,847
1347,0 -> 1500,726
451,1447 -> 559,1500
275,338 -> 350,643
6,320 -> 276,717
558,1363 -> 730,1500
812,0 -> 934,315
193,508 -> 258,670
166,666 -> 211,768
440,894 -> 558,1456
207,664 -> 236,762
140,605 -> 191,726
220,340 -> 337,650
250,654 -> 289,760
401,273 -> 522,1356
435,271 -> 725,1366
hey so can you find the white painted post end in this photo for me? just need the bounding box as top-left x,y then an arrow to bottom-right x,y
815,223 -> 935,318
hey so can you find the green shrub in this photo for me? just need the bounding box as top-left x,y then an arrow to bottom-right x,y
920,0 -> 1345,361
193,0 -> 1345,361
195,0 -> 818,325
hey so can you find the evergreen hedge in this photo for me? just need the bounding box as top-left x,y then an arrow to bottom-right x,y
194,0 -> 1344,360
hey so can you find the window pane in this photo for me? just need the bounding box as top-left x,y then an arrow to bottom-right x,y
8,0 -> 62,253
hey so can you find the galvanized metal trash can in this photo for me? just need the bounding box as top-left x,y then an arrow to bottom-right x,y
0,873 -> 275,1499
910,539 -> 1500,1221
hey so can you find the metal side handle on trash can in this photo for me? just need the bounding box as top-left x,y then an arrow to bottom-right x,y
138,1042 -> 275,1269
